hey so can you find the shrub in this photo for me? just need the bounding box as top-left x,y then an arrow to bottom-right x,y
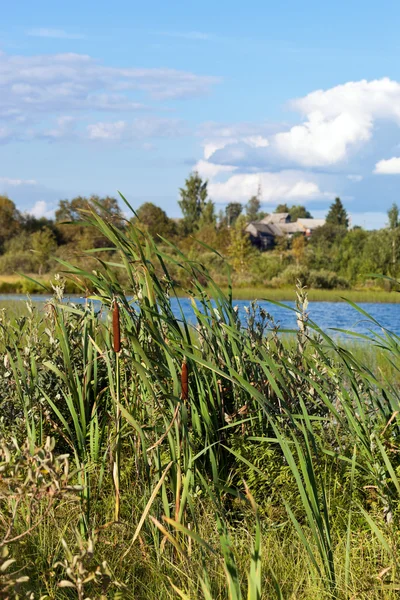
309,269 -> 349,289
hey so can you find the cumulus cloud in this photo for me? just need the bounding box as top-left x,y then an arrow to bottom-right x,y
272,78 -> 400,167
199,79 -> 400,174
27,28 -> 85,40
194,159 -> 237,179
374,157 -> 400,174
208,171 -> 330,203
28,200 -> 48,218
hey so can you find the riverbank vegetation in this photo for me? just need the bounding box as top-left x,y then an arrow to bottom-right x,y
2,201 -> 400,598
1,173 -> 400,299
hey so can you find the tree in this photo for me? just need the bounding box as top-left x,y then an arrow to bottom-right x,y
31,227 -> 57,274
275,203 -> 289,214
178,172 -> 209,235
134,202 -> 176,239
289,205 -> 312,221
225,202 -> 243,227
198,200 -> 216,228
326,198 -> 349,228
55,195 -> 125,247
0,196 -> 21,250
228,215 -> 255,274
387,203 -> 400,272
388,203 -> 399,230
246,195 -> 267,222
292,235 -> 306,265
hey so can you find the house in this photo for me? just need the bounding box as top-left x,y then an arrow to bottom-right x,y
245,222 -> 283,249
296,218 -> 326,237
245,213 -> 326,249
260,212 -> 291,225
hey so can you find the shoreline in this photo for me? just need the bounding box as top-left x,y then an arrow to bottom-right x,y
0,287 -> 399,304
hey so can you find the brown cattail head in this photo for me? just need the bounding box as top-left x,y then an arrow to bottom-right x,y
181,360 -> 188,401
113,299 -> 121,353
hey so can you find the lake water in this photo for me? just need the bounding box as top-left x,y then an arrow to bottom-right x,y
0,294 -> 398,340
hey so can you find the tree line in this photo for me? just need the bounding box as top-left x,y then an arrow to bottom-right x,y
0,172 -> 398,290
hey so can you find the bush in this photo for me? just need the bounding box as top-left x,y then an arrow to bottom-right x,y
308,269 -> 349,290
280,265 -> 310,286
0,251 -> 37,274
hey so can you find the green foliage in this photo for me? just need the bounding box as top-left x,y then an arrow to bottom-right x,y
178,171 -> 209,234
246,195 -> 266,222
326,197 -> 349,228
226,202 -> 243,227
133,202 -> 177,239
3,211 -> 400,599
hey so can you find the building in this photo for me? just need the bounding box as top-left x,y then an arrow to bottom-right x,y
245,222 -> 283,249
245,213 -> 326,249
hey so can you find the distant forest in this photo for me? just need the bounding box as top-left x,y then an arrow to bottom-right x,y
0,171 -> 399,292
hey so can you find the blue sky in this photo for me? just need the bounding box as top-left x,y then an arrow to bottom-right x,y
1,0 -> 400,228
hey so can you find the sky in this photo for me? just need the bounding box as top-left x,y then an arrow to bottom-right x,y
1,1 -> 400,229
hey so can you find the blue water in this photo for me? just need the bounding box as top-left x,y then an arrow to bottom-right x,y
1,294 -> 398,339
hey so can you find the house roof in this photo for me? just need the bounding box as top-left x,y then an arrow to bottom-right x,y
279,222 -> 304,234
246,222 -> 283,236
260,213 -> 290,224
297,218 -> 326,230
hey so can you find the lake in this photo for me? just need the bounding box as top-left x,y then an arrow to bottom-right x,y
1,293 -> 397,340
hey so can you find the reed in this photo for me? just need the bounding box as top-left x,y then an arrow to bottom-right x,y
1,197 -> 400,599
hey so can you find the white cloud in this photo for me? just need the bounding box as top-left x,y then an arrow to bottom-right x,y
200,79 -> 400,173
87,120 -> 127,141
27,28 -> 85,40
0,50 -> 220,143
272,78 -> 400,167
87,118 -> 186,141
28,200 -> 47,218
208,171 -> 329,203
0,177 -> 37,186
43,116 -> 76,139
194,159 -> 237,179
273,111 -> 371,166
243,135 -> 269,148
374,157 -> 400,174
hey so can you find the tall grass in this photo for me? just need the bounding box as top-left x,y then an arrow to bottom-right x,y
1,197 -> 400,598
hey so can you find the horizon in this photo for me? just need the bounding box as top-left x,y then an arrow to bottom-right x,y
2,0 -> 400,230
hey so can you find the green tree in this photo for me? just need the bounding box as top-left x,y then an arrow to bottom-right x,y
0,196 -> 21,250
198,200 -> 216,228
228,215 -> 255,274
326,198 -> 349,228
292,235 -> 306,265
134,202 -> 176,239
226,202 -> 243,227
388,203 -> 399,230
55,195 -> 124,248
387,203 -> 400,273
31,227 -> 57,274
178,172 -> 209,235
289,205 -> 312,221
275,203 -> 290,214
246,195 -> 267,222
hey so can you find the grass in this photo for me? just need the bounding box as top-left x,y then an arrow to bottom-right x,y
1,275 -> 400,303
2,200 -> 400,599
229,286 -> 400,302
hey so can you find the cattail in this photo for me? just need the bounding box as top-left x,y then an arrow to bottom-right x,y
181,360 -> 188,400
113,299 -> 121,353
